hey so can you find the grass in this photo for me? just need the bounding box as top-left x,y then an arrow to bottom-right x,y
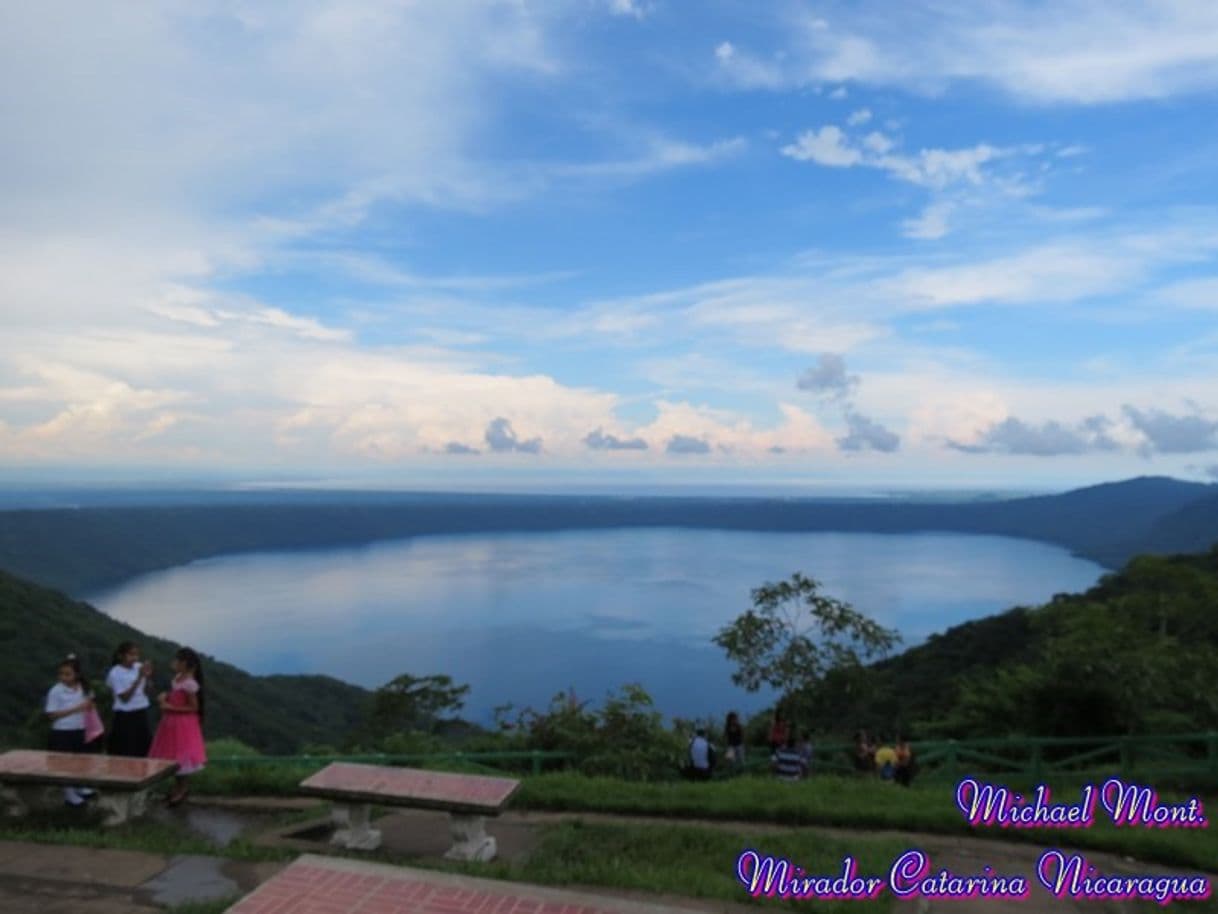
516,772 -> 1218,873
194,760 -> 1218,871
0,804 -> 295,863
356,818 -> 901,914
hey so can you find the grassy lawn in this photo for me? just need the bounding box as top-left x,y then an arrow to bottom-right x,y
186,760 -> 1218,873
453,819 -> 904,913
516,772 -> 1218,873
0,804 -> 295,863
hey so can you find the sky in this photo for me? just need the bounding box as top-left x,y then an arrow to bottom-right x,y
3,0 -> 1218,492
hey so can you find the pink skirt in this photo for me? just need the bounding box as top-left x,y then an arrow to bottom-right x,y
149,710 -> 207,775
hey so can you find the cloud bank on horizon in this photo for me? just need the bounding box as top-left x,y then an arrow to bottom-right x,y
2,1 -> 1218,488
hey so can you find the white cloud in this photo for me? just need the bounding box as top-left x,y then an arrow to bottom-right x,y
901,202 -> 954,240
780,126 -> 863,167
847,108 -> 872,126
713,41 -> 788,90
607,0 -> 652,19
715,2 -> 1218,104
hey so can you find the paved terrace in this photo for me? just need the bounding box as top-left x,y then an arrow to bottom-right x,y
230,854 -> 708,914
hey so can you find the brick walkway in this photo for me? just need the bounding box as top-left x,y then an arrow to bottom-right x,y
229,854 -> 707,914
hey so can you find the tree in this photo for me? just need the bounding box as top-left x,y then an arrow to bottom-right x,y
713,573 -> 900,702
368,673 -> 470,735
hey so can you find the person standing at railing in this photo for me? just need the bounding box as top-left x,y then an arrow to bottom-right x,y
724,711 -> 745,770
106,641 -> 153,757
687,727 -> 716,781
874,738 -> 897,781
852,729 -> 875,775
894,736 -> 916,786
769,709 -> 789,753
771,733 -> 807,781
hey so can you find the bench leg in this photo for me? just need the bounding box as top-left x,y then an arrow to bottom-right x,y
96,790 -> 147,827
331,802 -> 381,851
1,784 -> 40,817
444,813 -> 496,862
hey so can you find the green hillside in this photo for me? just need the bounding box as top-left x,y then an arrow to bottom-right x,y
0,569 -> 371,753
798,545 -> 1218,739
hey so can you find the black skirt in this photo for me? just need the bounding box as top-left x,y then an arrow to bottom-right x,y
48,728 -> 85,753
108,708 -> 152,757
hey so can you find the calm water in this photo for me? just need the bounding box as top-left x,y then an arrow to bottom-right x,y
89,529 -> 1104,722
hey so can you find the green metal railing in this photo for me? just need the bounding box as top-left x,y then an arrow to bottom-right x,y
206,733 -> 1218,783
208,749 -> 573,776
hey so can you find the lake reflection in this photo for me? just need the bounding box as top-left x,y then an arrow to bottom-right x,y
89,529 -> 1104,722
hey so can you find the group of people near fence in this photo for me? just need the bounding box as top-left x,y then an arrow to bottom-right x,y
853,729 -> 916,786
44,642 -> 207,808
684,709 -> 915,784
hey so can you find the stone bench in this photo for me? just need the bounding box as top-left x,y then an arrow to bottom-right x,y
0,750 -> 178,826
298,762 -> 520,861
228,853 -> 704,914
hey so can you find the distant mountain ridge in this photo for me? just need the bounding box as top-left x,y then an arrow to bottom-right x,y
0,475 -> 1215,596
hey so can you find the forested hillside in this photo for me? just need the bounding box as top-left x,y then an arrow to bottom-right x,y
0,569 -> 370,753
799,545 -> 1218,739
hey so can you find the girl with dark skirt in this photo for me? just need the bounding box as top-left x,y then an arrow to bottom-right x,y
105,641 -> 153,757
44,654 -> 96,807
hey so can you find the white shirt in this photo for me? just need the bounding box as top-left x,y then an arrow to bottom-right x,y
45,683 -> 87,731
106,664 -> 150,712
689,735 -> 712,770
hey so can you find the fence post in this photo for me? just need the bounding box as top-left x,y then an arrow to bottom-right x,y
1030,744 -> 1044,784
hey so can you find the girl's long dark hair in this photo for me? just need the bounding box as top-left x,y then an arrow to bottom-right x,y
112,640 -> 137,666
61,654 -> 89,694
176,647 -> 205,723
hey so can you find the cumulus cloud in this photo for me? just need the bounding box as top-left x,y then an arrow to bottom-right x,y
484,417 -> 543,454
837,411 -> 900,453
847,108 -> 872,126
1123,406 -> 1218,455
796,354 -> 859,399
584,428 -> 648,451
666,434 -> 712,455
782,125 -> 1012,191
948,415 -> 1118,456
444,442 -> 479,455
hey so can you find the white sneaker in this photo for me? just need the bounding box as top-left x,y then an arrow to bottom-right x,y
63,787 -> 85,807
77,787 -> 95,798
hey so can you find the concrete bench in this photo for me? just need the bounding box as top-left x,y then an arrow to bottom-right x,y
229,853 -> 704,914
0,750 -> 178,826
298,762 -> 520,861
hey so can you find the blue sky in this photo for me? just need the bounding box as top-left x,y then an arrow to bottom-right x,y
2,0 -> 1218,491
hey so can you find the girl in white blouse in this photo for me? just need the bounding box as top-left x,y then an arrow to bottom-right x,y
44,655 -> 95,807
105,641 -> 153,757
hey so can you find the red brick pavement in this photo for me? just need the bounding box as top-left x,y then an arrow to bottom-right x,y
228,855 -> 698,914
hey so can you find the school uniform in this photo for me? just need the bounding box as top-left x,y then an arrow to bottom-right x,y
45,682 -> 90,805
106,664 -> 152,757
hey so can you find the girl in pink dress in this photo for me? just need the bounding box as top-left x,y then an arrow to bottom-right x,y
148,647 -> 207,806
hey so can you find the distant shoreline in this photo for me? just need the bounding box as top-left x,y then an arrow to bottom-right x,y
0,476 -> 1215,597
